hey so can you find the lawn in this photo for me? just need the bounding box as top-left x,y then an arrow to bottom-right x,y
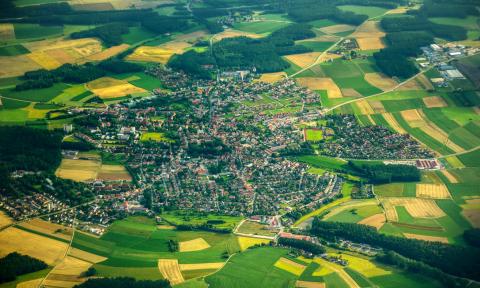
205,247 -> 296,288
0,44 -> 29,56
13,23 -> 63,39
338,5 -> 389,18
233,21 -> 289,34
304,128 -> 323,142
140,132 -> 174,143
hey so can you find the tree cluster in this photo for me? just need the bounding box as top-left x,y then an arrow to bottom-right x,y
278,237 -> 326,255
0,253 -> 47,284
311,220 -> 480,281
347,162 -> 420,184
74,277 -> 171,288
71,23 -> 129,47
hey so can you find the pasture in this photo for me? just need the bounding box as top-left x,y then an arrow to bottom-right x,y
338,5 -> 389,18
159,211 -> 242,231
233,21 -> 289,35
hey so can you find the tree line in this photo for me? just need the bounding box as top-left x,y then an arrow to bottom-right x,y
310,220 -> 480,281
0,253 -> 47,284
346,161 -> 420,184
278,237 -> 326,255
74,277 -> 171,288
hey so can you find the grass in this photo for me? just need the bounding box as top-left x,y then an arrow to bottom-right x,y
13,23 -> 63,39
0,44 -> 29,56
333,76 -> 382,96
160,211 -> 242,231
308,19 -> 338,28
205,247 -> 296,288
381,98 -> 424,112
233,21 -> 289,34
327,204 -> 383,223
0,268 -> 50,288
140,132 -> 174,143
236,221 -> 278,237
0,108 -> 28,124
0,83 -> 69,103
122,26 -> 157,45
369,271 -> 443,288
295,155 -> 348,172
338,5 -> 389,18
428,16 -> 479,31
94,265 -> 164,280
345,268 -> 374,288
304,129 -> 323,142
323,272 -> 349,288
294,195 -> 352,227
298,41 -> 335,52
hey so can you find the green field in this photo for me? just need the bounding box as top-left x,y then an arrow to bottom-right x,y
326,203 -> 383,223
13,0 -> 60,6
121,26 -> 157,45
160,211 -> 242,230
13,23 -> 63,39
338,5 -> 389,19
0,83 -> 69,103
298,41 -> 335,52
205,247 -> 296,288
305,128 -> 323,142
0,44 -> 29,56
233,21 -> 290,34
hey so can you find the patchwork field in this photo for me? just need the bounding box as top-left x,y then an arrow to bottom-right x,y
415,184 -> 451,199
274,257 -> 307,276
351,21 -> 386,50
55,158 -> 131,182
237,236 -> 271,251
18,218 -> 73,241
86,77 -> 147,99
127,46 -> 178,64
296,77 -> 342,98
43,256 -> 92,288
259,72 -> 287,83
403,233 -> 449,243
179,238 -> 211,252
364,73 -> 397,91
285,52 -> 322,68
319,24 -> 355,35
358,213 -> 387,230
381,197 -> 446,222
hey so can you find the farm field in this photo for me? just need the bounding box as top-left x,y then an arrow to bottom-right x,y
236,220 -> 278,237
337,5 -> 389,18
232,21 -> 290,35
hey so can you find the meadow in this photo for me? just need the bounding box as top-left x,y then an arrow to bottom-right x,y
337,5 -> 389,19
232,21 -> 290,35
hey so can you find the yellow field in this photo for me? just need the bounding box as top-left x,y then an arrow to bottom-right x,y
68,247 -> 107,264
17,278 -> 44,288
87,77 -> 146,99
274,257 -> 307,276
0,23 -> 15,40
313,258 -> 360,288
0,211 -> 12,229
295,77 -> 342,98
368,100 -> 386,113
237,236 -> 271,251
179,263 -> 224,271
213,29 -> 262,41
319,24 -> 355,34
259,72 -> 287,83
416,184 -> 451,199
179,238 -> 210,252
87,44 -> 130,61
55,159 -> 100,182
358,213 -> 386,230
27,51 -> 61,69
18,218 -> 73,241
0,55 -> 42,78
462,198 -> 480,228
328,253 -> 390,277
403,233 -> 449,243
441,170 -> 458,183
295,280 -> 325,288
364,73 -> 397,91
158,259 -> 184,285
355,99 -> 375,115
24,37 -> 102,60
98,164 -> 132,181
381,197 -> 446,221
340,88 -> 361,97
285,52 -> 322,68
400,109 -> 423,126
0,227 -> 68,265
312,264 -> 333,277
351,21 -> 385,38
382,113 -> 407,134
356,37 -> 385,50
444,156 -> 465,168
127,46 -> 173,64
157,225 -> 175,230
43,256 -> 92,288
423,96 -> 447,108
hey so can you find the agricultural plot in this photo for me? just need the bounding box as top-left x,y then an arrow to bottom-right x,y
233,21 -> 289,35
285,52 -> 323,68
322,199 -> 381,222
0,23 -> 15,41
179,238 -> 211,252
304,128 -> 323,142
274,257 -> 307,276
18,218 -> 73,242
213,29 -> 262,42
127,42 -> 189,64
296,77 -> 342,98
358,213 -> 387,230
0,211 -> 12,229
338,5 -> 389,18
43,256 -> 92,288
55,158 -> 131,182
86,44 -> 130,61
0,44 -> 29,56
364,73 -> 397,91
13,23 -> 63,40
236,220 -> 279,237
380,197 -> 446,222
319,24 -> 355,35
351,21 -> 386,51
86,77 -> 147,99
415,184 -> 451,199
259,72 -> 287,83
158,259 -> 184,285
140,132 -> 173,143
403,233 -> 449,243
237,236 -> 271,251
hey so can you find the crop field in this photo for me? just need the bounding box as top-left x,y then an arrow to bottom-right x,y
213,29 -> 262,42
0,44 -> 29,56
232,21 -> 290,35
179,238 -> 211,252
274,257 -> 307,276
338,5 -> 389,18
319,24 -> 355,35
403,233 -> 449,243
296,77 -> 342,98
158,259 -> 184,285
237,236 -> 270,251
127,42 -> 189,64
0,23 -> 15,41
285,52 -> 322,68
159,211 -> 242,230
43,256 -> 92,288
0,227 -> 68,265
258,72 -> 287,83
236,220 -> 278,237
351,21 -> 386,50
415,184 -> 451,199
0,55 -> 42,78
364,73 -> 397,91
380,197 -> 446,222
87,43 -> 130,61
0,212 -> 12,229
358,213 -> 387,230
55,158 -> 131,182
18,218 -> 73,242
86,77 -> 147,99
297,41 -> 335,52
13,23 -> 63,40
422,96 -> 447,108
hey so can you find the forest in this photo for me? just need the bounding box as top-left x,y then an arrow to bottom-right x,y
278,237 -> 326,254
0,253 -> 47,284
346,162 -> 421,184
74,277 -> 171,288
310,220 -> 480,281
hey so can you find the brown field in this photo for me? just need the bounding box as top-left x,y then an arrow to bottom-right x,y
127,46 -> 176,64
158,259 -> 184,285
213,29 -> 262,41
423,96 -> 447,108
43,256 -> 92,288
17,278 -> 44,288
295,77 -> 342,98
0,227 -> 68,265
27,51 -> 61,69
319,24 -> 355,34
381,197 -> 446,221
400,109 -> 423,124
352,21 -> 385,38
461,198 -> 480,228
285,52 -> 322,68
18,218 -> 73,241
0,211 -> 12,229
416,74 -> 434,91
87,44 -> 130,61
55,159 -> 100,182
97,164 -> 132,181
356,37 -> 385,50
382,113 -> 407,134
87,77 -> 146,99
24,38 -> 102,60
355,99 -> 375,115
364,73 -> 397,91
358,213 -> 386,230
396,77 -> 423,91
369,100 -> 386,113
259,72 -> 287,83
441,170 -> 458,183
403,233 -> 449,243
0,55 -> 42,78
179,263 -> 224,271
71,2 -> 114,11
0,23 -> 15,40
416,184 -> 451,199
296,280 -> 325,288
341,88 -> 361,97
68,248 -> 107,264
157,225 -> 175,230
179,238 -> 210,252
